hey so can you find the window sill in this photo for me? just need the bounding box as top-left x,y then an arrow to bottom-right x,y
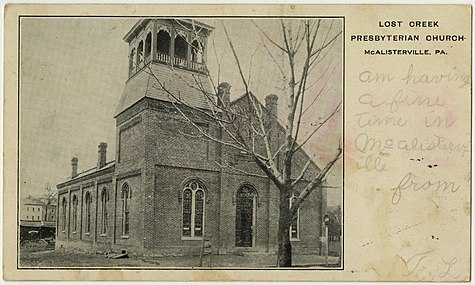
120,235 -> 129,239
290,238 -> 300,242
61,230 -> 65,233
84,233 -> 90,236
72,231 -> 77,234
100,234 -> 107,237
181,236 -> 203,241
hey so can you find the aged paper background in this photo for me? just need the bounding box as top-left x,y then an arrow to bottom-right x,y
3,4 -> 471,281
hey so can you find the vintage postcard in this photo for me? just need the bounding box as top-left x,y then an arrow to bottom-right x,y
3,4 -> 471,281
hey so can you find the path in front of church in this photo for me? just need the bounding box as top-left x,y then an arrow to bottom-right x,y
19,247 -> 340,268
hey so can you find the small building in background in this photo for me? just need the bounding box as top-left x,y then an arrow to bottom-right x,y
21,195 -> 57,222
21,196 -> 44,222
20,195 -> 56,243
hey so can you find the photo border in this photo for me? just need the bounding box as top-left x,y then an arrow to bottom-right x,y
15,14 -> 345,272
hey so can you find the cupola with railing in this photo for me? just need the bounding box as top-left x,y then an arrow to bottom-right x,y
123,19 -> 214,78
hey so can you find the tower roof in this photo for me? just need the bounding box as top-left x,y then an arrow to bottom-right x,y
123,18 -> 214,43
115,64 -> 215,117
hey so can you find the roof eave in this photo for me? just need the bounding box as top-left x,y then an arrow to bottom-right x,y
123,19 -> 151,42
56,162 -> 116,189
175,18 -> 215,32
123,18 -> 214,43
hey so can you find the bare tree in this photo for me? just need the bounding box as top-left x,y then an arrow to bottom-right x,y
328,205 -> 342,228
146,18 -> 342,267
41,182 -> 57,221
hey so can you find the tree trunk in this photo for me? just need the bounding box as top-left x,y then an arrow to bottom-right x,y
277,189 -> 292,267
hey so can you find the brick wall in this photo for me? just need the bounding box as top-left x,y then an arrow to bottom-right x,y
95,181 -> 113,253
114,106 -> 147,255
116,113 -> 145,171
55,91 -> 329,257
81,186 -> 95,245
142,105 -> 220,169
56,175 -> 115,253
147,165 -> 220,256
114,175 -> 144,256
68,189 -> 81,241
219,172 -> 270,252
291,182 -> 324,254
56,193 -> 69,243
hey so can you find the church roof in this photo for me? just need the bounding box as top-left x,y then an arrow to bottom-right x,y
57,161 -> 115,189
115,65 -> 215,117
22,195 -> 43,206
123,19 -> 214,43
230,92 -> 322,179
68,161 -> 115,181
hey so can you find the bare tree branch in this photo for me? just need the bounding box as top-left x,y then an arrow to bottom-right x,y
310,31 -> 342,58
291,154 -> 316,187
212,29 -> 222,86
290,145 -> 342,215
293,101 -> 341,154
214,160 -> 268,179
247,44 -> 261,91
260,36 -> 287,81
304,59 -> 335,93
252,20 -> 288,53
222,21 -> 282,185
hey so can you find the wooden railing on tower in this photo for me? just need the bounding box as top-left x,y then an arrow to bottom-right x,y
128,51 -> 207,79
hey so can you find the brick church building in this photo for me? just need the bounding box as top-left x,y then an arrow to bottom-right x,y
56,19 -> 328,257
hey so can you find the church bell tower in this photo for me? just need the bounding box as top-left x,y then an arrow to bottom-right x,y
115,18 -> 215,117
124,18 -> 213,78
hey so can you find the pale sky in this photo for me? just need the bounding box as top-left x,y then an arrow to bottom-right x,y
19,17 -> 342,205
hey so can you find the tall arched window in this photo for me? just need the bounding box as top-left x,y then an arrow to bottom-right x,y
144,32 -> 152,62
121,183 -> 131,236
290,195 -> 300,240
61,197 -> 67,231
191,39 -> 203,63
136,40 -> 144,68
72,195 -> 78,232
84,192 -> 92,234
182,180 -> 205,238
174,34 -> 188,59
129,48 -> 136,74
100,188 -> 108,235
157,29 -> 171,57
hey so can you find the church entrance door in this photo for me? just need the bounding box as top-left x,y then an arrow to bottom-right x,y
235,186 -> 256,247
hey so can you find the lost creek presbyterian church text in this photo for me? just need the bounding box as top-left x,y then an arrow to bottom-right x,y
55,19 -> 329,257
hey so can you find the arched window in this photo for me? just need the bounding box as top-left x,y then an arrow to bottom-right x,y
84,192 -> 92,234
129,48 -> 136,73
157,29 -> 171,56
136,41 -> 144,68
144,32 -> 152,63
191,39 -> 203,63
72,195 -> 78,232
61,197 -> 67,231
121,183 -> 131,236
100,188 -> 108,235
182,180 -> 205,238
290,195 -> 299,240
174,34 -> 188,59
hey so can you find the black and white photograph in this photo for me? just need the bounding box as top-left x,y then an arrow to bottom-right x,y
18,16 -> 343,269
4,3 -> 472,282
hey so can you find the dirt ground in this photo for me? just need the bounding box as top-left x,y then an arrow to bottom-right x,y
19,247 -> 340,269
